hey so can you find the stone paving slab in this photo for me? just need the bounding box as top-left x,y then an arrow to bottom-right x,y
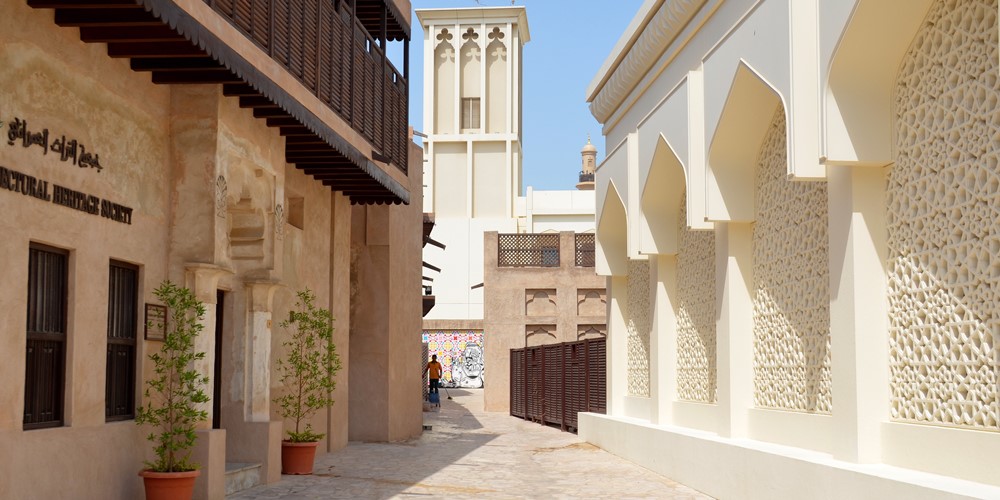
231,389 -> 712,499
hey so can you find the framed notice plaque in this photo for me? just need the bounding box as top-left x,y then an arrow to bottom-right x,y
145,304 -> 167,341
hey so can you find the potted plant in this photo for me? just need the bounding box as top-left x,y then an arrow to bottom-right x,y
273,289 -> 342,475
135,281 -> 210,500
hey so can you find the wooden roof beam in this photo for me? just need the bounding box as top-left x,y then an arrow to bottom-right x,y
54,8 -> 160,27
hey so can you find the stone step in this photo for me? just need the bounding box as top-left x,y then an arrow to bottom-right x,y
224,462 -> 261,496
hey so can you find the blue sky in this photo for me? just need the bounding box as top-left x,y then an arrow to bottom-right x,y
391,1 -> 641,191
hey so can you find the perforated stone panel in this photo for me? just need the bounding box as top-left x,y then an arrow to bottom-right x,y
889,0 -> 1000,429
676,195 -> 717,403
752,110 -> 832,413
627,259 -> 651,397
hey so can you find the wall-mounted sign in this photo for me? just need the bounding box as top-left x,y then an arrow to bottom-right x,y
144,304 -> 167,341
4,116 -> 103,172
0,165 -> 133,224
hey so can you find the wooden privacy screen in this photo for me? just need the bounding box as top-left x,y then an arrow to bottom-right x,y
510,338 -> 606,432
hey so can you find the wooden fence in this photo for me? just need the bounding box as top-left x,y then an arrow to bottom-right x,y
510,338 -> 606,432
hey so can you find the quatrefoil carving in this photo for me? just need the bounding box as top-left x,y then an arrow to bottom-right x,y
488,27 -> 505,41
462,27 -> 479,42
436,28 -> 453,42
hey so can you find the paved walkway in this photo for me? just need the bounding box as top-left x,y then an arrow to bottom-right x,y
232,389 -> 711,499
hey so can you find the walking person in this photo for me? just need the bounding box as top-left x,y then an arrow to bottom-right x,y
424,354 -> 443,396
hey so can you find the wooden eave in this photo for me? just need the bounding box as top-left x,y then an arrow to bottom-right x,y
30,0 -> 410,205
355,0 -> 409,42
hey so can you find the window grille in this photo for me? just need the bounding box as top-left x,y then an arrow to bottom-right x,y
106,262 -> 138,421
462,97 -> 481,130
498,233 -> 560,267
24,244 -> 68,429
575,233 -> 595,267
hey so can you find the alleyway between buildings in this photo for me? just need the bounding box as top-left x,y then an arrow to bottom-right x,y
232,389 -> 710,499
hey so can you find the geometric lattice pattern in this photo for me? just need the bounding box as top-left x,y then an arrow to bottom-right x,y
889,0 -> 1000,429
752,109 -> 833,413
626,259 -> 651,397
676,194 -> 717,403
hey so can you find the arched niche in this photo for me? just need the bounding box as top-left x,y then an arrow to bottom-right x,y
706,62 -> 783,222
460,28 -> 481,101
485,26 -> 507,133
639,134 -> 687,255
824,0 -> 934,165
596,182 -> 628,277
433,29 -> 456,134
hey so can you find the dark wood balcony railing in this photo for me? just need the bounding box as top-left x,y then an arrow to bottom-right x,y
206,0 -> 408,173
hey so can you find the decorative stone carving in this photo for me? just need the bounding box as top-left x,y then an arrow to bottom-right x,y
578,324 -> 607,340
273,203 -> 284,241
525,289 -> 557,316
676,195 -> 717,403
627,259 -> 651,397
889,0 -> 999,429
436,27 -> 453,44
215,175 -> 227,218
228,196 -> 266,261
589,0 -> 707,122
577,289 -> 606,316
752,109 -> 832,413
526,324 -> 556,344
462,27 -> 479,43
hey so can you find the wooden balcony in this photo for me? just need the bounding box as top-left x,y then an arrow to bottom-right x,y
205,0 -> 410,176
30,0 -> 411,205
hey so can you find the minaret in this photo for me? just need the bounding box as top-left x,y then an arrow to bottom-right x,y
576,135 -> 597,190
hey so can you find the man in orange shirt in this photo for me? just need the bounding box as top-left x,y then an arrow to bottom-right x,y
424,354 -> 443,395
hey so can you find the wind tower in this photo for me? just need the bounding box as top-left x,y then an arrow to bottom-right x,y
418,6 -> 530,321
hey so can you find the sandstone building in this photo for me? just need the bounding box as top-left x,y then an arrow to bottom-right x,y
0,0 -> 423,498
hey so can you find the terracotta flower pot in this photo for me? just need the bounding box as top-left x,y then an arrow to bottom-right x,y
281,441 -> 319,475
138,469 -> 200,500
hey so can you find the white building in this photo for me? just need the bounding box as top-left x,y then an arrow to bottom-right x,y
584,0 -> 1000,498
418,6 -> 529,321
417,7 -> 599,391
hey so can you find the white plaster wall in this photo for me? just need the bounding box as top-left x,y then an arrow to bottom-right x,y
580,413 -> 1000,500
585,0 -> 1000,496
423,217 -> 517,320
473,141 -> 508,217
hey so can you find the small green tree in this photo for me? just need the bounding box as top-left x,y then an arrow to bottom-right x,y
273,289 -> 341,442
135,281 -> 210,473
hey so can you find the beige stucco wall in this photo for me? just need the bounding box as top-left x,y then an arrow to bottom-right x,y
482,232 -> 607,413
347,141 -> 424,443
0,1 -> 424,498
0,2 -> 171,498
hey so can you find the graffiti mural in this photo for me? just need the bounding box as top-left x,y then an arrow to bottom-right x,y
422,330 -> 485,388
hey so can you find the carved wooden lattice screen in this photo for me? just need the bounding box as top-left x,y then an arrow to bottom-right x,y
575,233 -> 595,267
497,233 -> 560,267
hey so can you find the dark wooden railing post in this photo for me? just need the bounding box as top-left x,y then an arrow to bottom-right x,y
380,4 -> 387,164
348,0 -> 356,128
268,0 -> 274,57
